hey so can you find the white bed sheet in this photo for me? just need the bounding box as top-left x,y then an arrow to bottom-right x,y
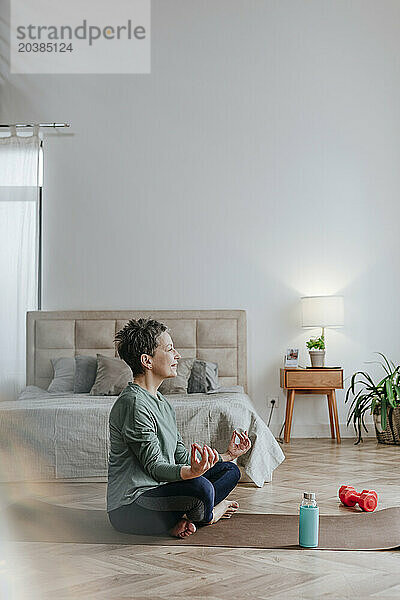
0,387 -> 285,484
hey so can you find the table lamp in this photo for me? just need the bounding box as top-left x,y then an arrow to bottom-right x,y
301,295 -> 344,339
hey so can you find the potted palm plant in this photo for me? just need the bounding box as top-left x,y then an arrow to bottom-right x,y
306,335 -> 325,367
345,353 -> 400,445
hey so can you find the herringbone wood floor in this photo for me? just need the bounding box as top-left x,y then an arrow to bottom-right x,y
1,439 -> 400,600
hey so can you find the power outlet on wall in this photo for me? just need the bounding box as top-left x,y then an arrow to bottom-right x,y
268,396 -> 279,409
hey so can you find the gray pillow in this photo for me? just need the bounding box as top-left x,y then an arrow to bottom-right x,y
74,355 -> 98,393
187,360 -> 219,393
188,360 -> 207,394
90,354 -> 132,396
48,357 -> 75,393
159,358 -> 195,395
205,361 -> 219,391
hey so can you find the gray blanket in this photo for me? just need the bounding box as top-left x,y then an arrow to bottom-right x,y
0,386 -> 284,485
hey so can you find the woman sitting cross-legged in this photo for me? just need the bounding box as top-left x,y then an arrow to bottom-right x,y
107,317 -> 251,538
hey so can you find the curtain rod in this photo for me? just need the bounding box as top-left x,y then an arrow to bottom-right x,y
0,123 -> 70,128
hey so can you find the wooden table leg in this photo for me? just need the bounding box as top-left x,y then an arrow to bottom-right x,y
284,389 -> 295,443
327,392 -> 335,439
330,389 -> 341,443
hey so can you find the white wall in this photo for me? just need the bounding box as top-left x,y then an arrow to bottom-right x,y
2,0 -> 400,437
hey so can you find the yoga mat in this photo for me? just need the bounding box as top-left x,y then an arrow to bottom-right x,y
3,499 -> 400,550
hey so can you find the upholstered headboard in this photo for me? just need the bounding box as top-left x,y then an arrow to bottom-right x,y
26,310 -> 247,391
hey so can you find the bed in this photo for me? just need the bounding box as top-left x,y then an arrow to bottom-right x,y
0,310 -> 285,484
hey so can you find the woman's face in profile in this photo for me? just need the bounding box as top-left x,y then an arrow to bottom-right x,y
150,331 -> 181,379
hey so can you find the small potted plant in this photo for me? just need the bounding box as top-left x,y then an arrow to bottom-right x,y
306,335 -> 325,367
345,353 -> 400,445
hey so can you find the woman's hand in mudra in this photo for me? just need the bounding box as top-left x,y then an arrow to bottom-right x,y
189,443 -> 219,477
225,430 -> 251,459
180,443 -> 219,480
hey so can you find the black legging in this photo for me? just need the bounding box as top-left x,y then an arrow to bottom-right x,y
108,461 -> 241,535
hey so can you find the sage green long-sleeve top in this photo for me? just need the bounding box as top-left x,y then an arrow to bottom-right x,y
107,382 -> 192,512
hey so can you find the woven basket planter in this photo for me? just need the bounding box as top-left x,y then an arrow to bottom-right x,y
373,406 -> 400,445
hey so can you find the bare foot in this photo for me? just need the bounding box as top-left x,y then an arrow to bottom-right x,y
169,518 -> 196,539
209,499 -> 239,524
221,500 -> 239,519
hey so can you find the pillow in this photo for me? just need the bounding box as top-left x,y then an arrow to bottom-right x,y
90,354 -> 132,396
188,359 -> 219,393
205,361 -> 219,391
74,355 -> 98,393
187,360 -> 207,394
47,357 -> 75,393
159,358 -> 195,395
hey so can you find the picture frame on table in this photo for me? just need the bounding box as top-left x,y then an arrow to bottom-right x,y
285,348 -> 299,368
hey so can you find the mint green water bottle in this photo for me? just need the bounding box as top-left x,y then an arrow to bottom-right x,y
299,492 -> 319,548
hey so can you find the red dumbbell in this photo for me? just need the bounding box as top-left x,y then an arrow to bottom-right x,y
338,485 -> 378,512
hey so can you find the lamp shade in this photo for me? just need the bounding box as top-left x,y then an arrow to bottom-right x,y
301,296 -> 344,328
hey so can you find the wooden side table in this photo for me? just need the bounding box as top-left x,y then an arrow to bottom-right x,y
280,368 -> 344,443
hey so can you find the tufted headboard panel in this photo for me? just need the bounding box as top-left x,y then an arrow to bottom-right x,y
26,310 -> 247,391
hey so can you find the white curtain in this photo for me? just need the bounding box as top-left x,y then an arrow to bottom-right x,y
0,126 -> 41,401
